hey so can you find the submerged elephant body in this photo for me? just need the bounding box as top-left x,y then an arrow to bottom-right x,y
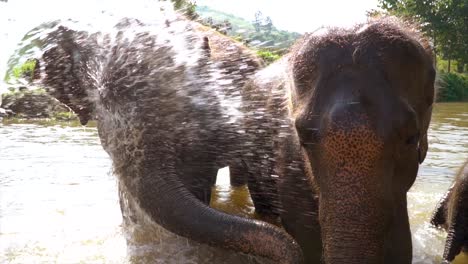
431,160 -> 468,263
235,17 -> 435,263
38,10 -> 302,263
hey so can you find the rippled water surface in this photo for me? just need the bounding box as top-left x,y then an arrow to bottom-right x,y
0,103 -> 467,263
0,121 -> 125,263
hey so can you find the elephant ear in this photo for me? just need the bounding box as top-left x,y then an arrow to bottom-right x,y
41,25 -> 95,125
418,133 -> 428,164
430,184 -> 453,228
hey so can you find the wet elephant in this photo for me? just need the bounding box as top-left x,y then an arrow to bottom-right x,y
233,17 -> 436,263
36,14 -> 302,263
431,160 -> 468,263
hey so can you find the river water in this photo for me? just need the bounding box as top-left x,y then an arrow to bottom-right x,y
0,103 -> 467,263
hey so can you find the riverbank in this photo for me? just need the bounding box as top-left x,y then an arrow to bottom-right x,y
0,89 -> 78,121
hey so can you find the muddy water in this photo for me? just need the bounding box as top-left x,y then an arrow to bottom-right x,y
0,103 -> 467,263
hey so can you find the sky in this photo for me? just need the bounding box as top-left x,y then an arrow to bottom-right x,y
197,0 -> 381,33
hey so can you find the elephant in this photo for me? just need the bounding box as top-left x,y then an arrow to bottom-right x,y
232,17 -> 436,263
35,13 -> 303,263
431,160 -> 468,263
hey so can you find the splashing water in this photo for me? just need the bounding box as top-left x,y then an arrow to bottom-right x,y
1,0 -> 192,91
1,104 -> 467,263
1,1 -> 468,264
1,1 -> 263,263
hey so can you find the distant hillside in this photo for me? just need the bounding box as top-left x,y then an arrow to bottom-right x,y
196,5 -> 301,53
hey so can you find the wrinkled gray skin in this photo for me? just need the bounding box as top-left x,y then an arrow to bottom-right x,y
37,15 -> 302,263
232,17 -> 435,263
431,160 -> 468,263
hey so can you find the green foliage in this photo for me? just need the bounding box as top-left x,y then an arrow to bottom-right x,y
437,58 -> 450,73
171,0 -> 197,19
10,59 -> 37,80
197,5 -> 253,29
196,5 -> 301,64
378,0 -> 468,71
437,58 -> 467,74
52,111 -> 77,120
256,49 -> 281,65
4,20 -> 58,83
196,5 -> 301,52
1,88 -> 78,120
437,72 -> 468,102
5,59 -> 37,83
202,17 -> 233,35
253,11 -> 273,33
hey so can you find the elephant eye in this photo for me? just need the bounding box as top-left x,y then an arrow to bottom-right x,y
299,128 -> 320,147
405,132 -> 420,146
295,115 -> 321,147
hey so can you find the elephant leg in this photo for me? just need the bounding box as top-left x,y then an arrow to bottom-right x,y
229,162 -> 248,187
118,181 -> 139,226
275,135 -> 323,263
246,167 -> 280,218
279,174 -> 321,263
278,168 -> 322,261
279,197 -> 322,264
186,166 -> 218,205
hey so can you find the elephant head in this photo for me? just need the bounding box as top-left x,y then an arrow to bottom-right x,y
289,18 -> 435,263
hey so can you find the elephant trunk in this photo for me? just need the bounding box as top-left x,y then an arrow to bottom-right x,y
133,158 -> 303,263
317,106 -> 391,263
319,178 -> 387,264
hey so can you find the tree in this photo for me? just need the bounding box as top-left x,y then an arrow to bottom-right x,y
221,20 -> 233,35
253,11 -> 263,32
204,17 -> 214,27
264,16 -> 273,34
378,0 -> 468,73
171,0 -> 198,20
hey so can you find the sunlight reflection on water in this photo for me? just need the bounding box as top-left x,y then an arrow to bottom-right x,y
0,121 -> 126,263
0,103 -> 467,263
